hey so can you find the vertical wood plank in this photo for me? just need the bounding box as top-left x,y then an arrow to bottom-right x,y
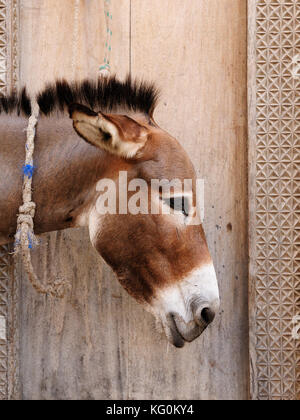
18,0 -> 131,400
129,0 -> 248,399
247,0 -> 258,400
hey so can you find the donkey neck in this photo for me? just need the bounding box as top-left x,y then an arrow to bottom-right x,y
0,113 -> 130,244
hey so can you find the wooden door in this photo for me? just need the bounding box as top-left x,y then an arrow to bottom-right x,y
1,0 -> 248,400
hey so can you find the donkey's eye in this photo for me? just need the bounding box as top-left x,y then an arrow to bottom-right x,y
101,130 -> 111,142
163,196 -> 189,217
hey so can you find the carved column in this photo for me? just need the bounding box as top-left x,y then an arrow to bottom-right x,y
248,0 -> 300,400
0,0 -> 20,400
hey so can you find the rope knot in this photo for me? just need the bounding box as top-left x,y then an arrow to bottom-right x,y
19,201 -> 36,217
17,202 -> 36,230
17,214 -> 34,231
15,101 -> 70,299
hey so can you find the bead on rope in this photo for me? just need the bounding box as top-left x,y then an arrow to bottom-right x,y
14,101 -> 70,299
99,0 -> 112,78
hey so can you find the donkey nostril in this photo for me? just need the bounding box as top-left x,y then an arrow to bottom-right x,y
201,308 -> 216,325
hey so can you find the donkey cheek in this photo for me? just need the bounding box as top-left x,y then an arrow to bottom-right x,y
118,277 -> 154,304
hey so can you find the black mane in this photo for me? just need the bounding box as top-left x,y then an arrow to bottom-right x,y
0,76 -> 159,117
0,88 -> 32,117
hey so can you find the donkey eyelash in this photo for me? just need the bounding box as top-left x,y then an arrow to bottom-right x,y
162,196 -> 190,217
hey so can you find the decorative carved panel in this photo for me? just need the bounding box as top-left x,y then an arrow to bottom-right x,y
248,0 -> 300,400
0,246 -> 9,400
0,0 -> 19,401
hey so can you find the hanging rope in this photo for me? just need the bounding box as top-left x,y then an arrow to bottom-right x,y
15,101 -> 70,299
13,1 -> 113,298
99,0 -> 112,77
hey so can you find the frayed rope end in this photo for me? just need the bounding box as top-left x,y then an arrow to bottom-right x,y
14,228 -> 39,254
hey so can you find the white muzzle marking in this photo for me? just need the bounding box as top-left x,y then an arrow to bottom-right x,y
152,263 -> 220,324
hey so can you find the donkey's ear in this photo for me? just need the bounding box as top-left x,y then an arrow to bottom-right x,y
69,103 -> 149,159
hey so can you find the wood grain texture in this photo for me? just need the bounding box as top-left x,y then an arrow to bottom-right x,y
16,0 -> 248,400
19,0 -> 130,92
18,0 -> 131,400
247,0 -> 258,400
130,0 -> 249,400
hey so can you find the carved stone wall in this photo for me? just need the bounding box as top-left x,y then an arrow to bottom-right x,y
0,0 -> 19,401
248,0 -> 300,400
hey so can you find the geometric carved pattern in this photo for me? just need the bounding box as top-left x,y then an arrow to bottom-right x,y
0,0 -> 8,401
0,246 -> 10,400
252,0 -> 300,400
0,0 -> 7,94
7,0 -> 19,92
0,0 -> 19,401
0,0 -> 19,97
0,1 -> 7,95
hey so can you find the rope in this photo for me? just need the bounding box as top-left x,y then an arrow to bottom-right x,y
99,0 -> 112,77
14,0 -> 113,298
15,101 -> 70,299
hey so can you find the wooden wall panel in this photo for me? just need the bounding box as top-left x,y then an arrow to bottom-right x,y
19,0 -> 129,91
130,0 -> 248,400
18,229 -> 135,399
18,0 -> 131,400
15,0 -> 248,400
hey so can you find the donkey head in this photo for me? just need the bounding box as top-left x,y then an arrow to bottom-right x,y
69,103 -> 220,348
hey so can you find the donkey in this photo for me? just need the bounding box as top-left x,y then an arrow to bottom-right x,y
0,76 -> 220,347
